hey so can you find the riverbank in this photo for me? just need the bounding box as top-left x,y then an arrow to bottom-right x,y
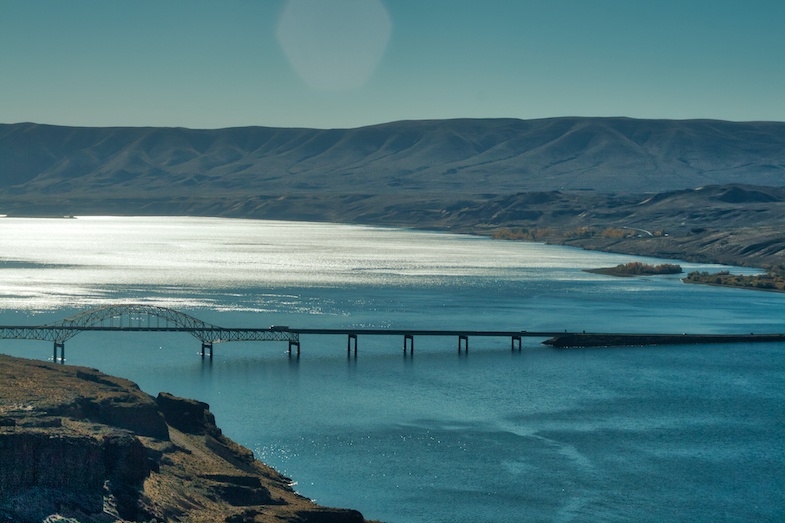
480,224 -> 784,271
0,354 -> 370,523
683,270 -> 785,293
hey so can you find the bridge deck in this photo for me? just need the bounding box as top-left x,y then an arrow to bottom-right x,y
292,328 -> 560,336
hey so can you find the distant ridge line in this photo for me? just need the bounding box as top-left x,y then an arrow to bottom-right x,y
2,117 -> 784,198
4,115 -> 785,131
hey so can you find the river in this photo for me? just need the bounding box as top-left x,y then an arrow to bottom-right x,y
1,216 -> 783,522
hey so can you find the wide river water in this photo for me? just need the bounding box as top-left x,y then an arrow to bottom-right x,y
1,216 -> 783,522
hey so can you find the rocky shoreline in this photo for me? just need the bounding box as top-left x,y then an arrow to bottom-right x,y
549,229 -> 783,270
0,354 -> 370,523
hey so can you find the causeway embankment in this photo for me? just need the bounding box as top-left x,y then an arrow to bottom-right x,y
543,333 -> 785,348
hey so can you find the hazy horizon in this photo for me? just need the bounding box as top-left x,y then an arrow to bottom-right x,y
5,113 -> 785,132
2,0 -> 784,130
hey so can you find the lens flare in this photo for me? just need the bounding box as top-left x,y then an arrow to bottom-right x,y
276,0 -> 392,90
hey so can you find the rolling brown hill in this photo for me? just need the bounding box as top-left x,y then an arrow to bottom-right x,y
1,117 -> 784,199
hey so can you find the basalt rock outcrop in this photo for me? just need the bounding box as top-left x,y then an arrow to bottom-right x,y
0,354 -> 368,523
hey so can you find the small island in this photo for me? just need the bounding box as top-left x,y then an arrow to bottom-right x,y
585,261 -> 683,277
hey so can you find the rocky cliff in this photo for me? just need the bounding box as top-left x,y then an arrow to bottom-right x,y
0,354 -> 368,523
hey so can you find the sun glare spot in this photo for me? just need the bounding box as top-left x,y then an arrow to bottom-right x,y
276,0 -> 392,90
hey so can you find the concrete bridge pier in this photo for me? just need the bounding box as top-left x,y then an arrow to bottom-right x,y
512,335 -> 522,351
458,335 -> 469,353
347,334 -> 358,357
53,341 -> 65,364
403,334 -> 414,355
288,340 -> 300,357
201,341 -> 213,359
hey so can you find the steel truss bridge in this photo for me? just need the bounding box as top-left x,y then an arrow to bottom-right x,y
0,304 -> 541,363
0,304 -> 299,362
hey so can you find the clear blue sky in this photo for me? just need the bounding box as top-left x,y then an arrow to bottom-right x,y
2,0 -> 783,129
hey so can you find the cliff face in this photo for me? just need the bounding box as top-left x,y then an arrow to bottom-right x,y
0,355 -> 367,523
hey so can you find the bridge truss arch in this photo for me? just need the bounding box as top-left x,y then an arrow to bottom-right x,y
0,304 -> 299,363
52,304 -> 215,342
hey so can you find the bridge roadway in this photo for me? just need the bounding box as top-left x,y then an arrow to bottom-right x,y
0,323 -> 557,360
291,328 -> 555,355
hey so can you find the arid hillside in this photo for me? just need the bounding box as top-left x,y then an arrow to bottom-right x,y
2,117 -> 784,198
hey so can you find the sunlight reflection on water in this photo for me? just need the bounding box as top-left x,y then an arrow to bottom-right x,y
0,216 -> 754,313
